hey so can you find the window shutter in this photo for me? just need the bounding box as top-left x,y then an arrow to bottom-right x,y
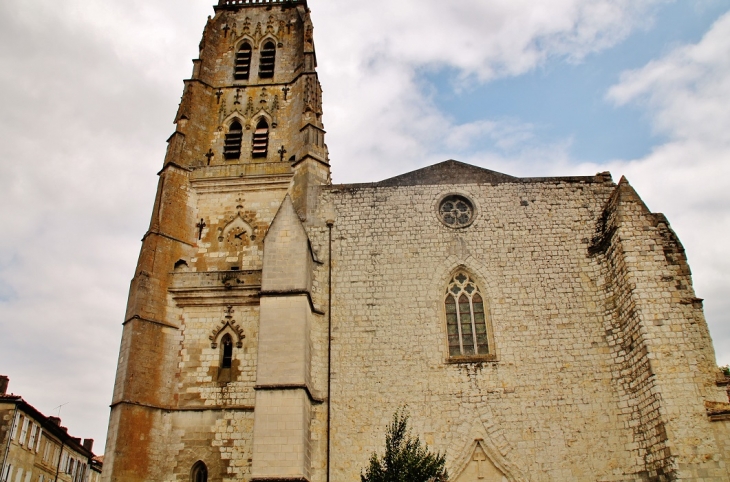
224,121 -> 243,160
10,412 -> 20,440
252,119 -> 269,158
234,43 -> 252,80
258,41 -> 276,78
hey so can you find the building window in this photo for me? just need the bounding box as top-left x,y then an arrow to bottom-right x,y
438,194 -> 475,228
10,413 -> 20,440
224,121 -> 243,160
234,42 -> 252,80
445,272 -> 491,358
27,424 -> 36,449
258,41 -> 276,78
43,441 -> 51,463
221,334 -> 233,369
252,118 -> 269,158
76,463 -> 86,482
19,417 -> 29,446
191,461 -> 207,482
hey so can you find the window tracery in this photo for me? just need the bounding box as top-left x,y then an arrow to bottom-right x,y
438,195 -> 474,228
445,272 -> 490,357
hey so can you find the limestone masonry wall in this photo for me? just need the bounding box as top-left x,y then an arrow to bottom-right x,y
307,175 -> 730,481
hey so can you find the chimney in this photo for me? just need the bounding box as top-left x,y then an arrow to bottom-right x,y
48,416 -> 61,426
83,439 -> 94,452
0,376 -> 8,396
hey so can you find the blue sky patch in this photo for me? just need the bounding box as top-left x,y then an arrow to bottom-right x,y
420,1 -> 730,163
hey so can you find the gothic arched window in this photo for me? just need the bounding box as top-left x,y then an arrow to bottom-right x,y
252,118 -> 269,158
220,334 -> 233,369
259,41 -> 276,78
445,272 -> 490,357
234,42 -> 252,80
191,461 -> 207,482
224,121 -> 243,160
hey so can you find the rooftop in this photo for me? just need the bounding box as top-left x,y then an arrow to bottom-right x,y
328,160 -> 614,190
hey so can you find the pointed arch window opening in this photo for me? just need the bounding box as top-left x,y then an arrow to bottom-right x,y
259,41 -> 276,78
221,334 -> 233,369
446,272 -> 489,357
224,121 -> 243,160
191,461 -> 207,482
234,42 -> 252,80
252,118 -> 269,158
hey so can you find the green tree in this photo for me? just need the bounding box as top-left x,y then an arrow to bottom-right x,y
361,408 -> 449,482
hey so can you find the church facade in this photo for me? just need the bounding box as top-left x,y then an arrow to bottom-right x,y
101,1 -> 730,481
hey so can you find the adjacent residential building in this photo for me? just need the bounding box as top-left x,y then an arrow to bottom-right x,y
0,376 -> 102,482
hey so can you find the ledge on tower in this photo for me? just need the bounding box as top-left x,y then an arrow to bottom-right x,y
216,0 -> 307,10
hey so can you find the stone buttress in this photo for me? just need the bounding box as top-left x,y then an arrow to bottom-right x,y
102,1 -> 329,481
588,177 -> 730,480
252,195 -> 321,481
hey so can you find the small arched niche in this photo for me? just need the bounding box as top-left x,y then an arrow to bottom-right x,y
173,259 -> 189,272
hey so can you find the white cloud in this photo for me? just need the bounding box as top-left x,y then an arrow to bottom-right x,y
314,0 -> 667,183
598,13 -> 730,363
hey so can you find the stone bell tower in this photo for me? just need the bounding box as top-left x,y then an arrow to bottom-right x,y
102,1 -> 329,480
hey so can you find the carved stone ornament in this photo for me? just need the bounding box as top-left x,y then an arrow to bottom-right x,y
209,306 -> 245,348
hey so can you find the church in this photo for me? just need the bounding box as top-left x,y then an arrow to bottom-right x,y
101,1 -> 730,481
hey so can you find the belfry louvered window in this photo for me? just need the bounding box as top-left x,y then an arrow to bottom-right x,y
258,41 -> 276,78
445,272 -> 490,357
234,42 -> 252,80
224,121 -> 243,159
252,118 -> 269,158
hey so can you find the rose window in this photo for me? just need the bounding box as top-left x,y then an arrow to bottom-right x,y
438,195 -> 474,228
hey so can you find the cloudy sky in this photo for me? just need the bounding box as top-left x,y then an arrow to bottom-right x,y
0,0 -> 728,452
